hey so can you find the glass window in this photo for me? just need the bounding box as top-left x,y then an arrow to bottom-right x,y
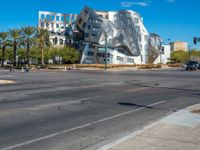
84,33 -> 89,37
87,25 -> 91,30
51,15 -> 55,21
127,58 -> 134,63
41,14 -> 45,20
78,18 -> 83,24
56,24 -> 59,28
117,56 -> 123,61
135,18 -> 139,23
135,26 -> 140,33
61,16 -> 65,21
46,15 -> 50,21
56,16 -> 60,21
87,51 -> 94,56
97,53 -> 102,57
41,22 -> 44,27
82,22 -> 86,29
93,26 -> 100,31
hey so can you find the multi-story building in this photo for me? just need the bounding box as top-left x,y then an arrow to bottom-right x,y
76,6 -> 152,64
38,6 -> 167,64
38,11 -> 77,46
170,41 -> 188,52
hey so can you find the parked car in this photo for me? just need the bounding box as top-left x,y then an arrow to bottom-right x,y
185,61 -> 199,70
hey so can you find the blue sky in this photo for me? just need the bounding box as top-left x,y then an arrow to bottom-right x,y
0,0 -> 199,49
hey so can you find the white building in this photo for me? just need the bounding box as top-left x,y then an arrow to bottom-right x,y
153,45 -> 171,64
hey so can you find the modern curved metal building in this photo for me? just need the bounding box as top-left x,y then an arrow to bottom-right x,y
76,6 -> 151,64
38,6 -> 163,64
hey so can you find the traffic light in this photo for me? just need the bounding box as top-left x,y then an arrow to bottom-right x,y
194,37 -> 197,44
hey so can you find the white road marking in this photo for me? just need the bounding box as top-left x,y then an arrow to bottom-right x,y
1,101 -> 166,150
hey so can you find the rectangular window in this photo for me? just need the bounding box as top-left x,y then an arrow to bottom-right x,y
82,22 -> 86,29
61,16 -> 65,21
144,35 -> 148,41
135,26 -> 140,33
91,34 -> 97,37
92,26 -> 100,31
84,33 -> 90,37
46,15 -> 50,21
97,53 -> 102,57
51,23 -> 54,28
51,15 -> 55,21
41,22 -> 44,27
41,14 -> 45,20
127,58 -> 134,63
87,25 -> 91,30
117,56 -> 123,61
56,24 -> 59,28
87,51 -> 94,56
56,16 -> 60,21
135,18 -> 139,23
78,18 -> 83,24
137,35 -> 141,41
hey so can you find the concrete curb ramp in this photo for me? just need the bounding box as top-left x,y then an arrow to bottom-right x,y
0,80 -> 15,84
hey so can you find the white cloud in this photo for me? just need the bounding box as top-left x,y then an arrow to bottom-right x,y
121,1 -> 150,7
167,0 -> 176,2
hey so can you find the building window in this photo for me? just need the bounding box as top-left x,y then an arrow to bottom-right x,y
92,26 -> 100,31
56,24 -> 59,28
117,56 -> 123,61
59,39 -> 63,45
56,16 -> 60,21
46,15 -> 50,21
61,16 -> 64,21
118,49 -> 124,54
78,18 -> 83,24
144,35 -> 148,41
91,34 -> 97,37
87,51 -> 94,56
41,14 -> 45,20
135,26 -> 140,33
127,58 -> 134,63
135,18 -> 139,23
51,15 -> 55,21
84,33 -> 89,38
84,10 -> 88,15
82,22 -> 86,29
41,22 -> 44,28
97,53 -> 102,57
46,22 -> 49,28
137,35 -> 141,41
87,25 -> 91,30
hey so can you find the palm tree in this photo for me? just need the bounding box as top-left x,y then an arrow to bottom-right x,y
36,28 -> 50,66
9,29 -> 21,67
21,26 -> 35,65
0,32 -> 9,67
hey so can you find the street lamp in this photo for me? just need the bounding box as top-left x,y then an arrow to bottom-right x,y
104,32 -> 108,70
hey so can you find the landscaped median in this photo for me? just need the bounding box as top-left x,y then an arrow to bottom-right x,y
0,80 -> 15,84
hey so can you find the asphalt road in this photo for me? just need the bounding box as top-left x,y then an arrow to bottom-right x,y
0,69 -> 200,150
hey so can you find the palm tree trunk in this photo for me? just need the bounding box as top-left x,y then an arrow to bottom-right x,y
27,41 -> 30,65
13,41 -> 17,67
41,47 -> 44,66
1,46 -> 5,67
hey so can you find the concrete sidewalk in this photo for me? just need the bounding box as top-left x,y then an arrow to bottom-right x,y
99,104 -> 200,150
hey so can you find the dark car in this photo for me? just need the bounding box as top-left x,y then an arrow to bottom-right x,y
185,61 -> 199,70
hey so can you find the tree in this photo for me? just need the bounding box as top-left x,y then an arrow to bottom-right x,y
21,26 -> 35,65
61,47 -> 80,64
170,51 -> 189,63
0,32 -> 9,67
9,29 -> 21,67
36,28 -> 50,66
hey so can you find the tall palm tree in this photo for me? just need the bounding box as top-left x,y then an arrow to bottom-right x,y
0,32 -> 9,67
36,28 -> 50,66
21,26 -> 35,65
9,29 -> 21,67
